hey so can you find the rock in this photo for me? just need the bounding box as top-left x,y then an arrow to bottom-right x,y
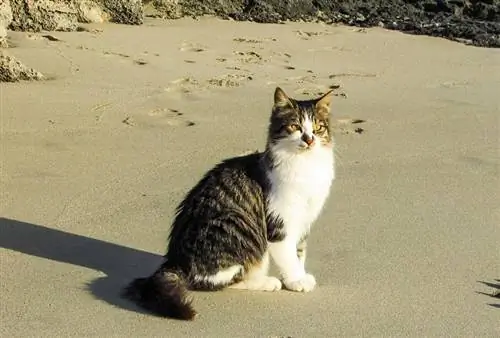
76,0 -> 109,24
8,0 -> 142,33
9,0 -> 79,32
146,0 -> 183,19
97,0 -> 143,25
0,52 -> 44,82
0,0 -> 13,47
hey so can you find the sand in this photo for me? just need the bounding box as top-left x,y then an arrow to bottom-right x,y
1,17 -> 499,337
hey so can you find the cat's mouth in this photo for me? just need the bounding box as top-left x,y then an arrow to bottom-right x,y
298,143 -> 315,151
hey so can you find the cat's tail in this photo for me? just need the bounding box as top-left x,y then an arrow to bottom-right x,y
122,265 -> 196,320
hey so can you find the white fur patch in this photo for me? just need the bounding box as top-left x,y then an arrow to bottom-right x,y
194,265 -> 242,286
267,144 -> 335,239
229,253 -> 282,291
267,127 -> 335,282
303,115 -> 314,138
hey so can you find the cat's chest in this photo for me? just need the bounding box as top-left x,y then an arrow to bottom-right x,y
266,152 -> 334,235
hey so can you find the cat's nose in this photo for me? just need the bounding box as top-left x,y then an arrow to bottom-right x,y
302,134 -> 314,146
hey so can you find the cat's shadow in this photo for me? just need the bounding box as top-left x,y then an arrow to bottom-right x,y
0,217 -> 162,314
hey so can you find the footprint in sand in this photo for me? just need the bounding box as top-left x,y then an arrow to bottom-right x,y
147,108 -> 195,127
179,42 -> 207,53
286,74 -> 318,84
164,77 -> 202,94
294,30 -> 330,40
272,52 -> 292,60
233,37 -> 277,43
124,108 -> 196,128
233,51 -> 265,64
207,73 -> 253,88
91,102 -> 113,122
296,87 -> 346,98
333,118 -> 366,135
26,33 -> 62,42
426,80 -> 470,89
102,51 -> 130,59
102,51 -> 152,67
329,73 -> 377,79
285,74 -> 347,99
134,59 -> 148,65
233,37 -> 263,44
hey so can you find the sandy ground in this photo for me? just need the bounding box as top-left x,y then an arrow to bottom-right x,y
1,17 -> 499,337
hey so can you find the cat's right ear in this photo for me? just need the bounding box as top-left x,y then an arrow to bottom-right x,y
274,87 -> 292,108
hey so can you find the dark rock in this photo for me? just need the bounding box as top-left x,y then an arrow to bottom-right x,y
145,0 -> 184,19
98,0 -> 143,25
0,52 -> 44,82
168,0 -> 499,48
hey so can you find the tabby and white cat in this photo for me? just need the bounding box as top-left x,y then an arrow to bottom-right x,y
123,87 -> 336,320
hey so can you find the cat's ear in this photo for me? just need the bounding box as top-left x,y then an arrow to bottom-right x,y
315,90 -> 333,117
315,90 -> 333,110
274,87 -> 292,108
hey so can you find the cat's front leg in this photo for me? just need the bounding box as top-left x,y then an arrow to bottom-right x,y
268,238 -> 316,292
297,238 -> 307,270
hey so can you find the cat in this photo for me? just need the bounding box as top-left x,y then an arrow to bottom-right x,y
123,87 -> 336,320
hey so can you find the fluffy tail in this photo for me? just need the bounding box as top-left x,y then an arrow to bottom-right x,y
122,266 -> 196,320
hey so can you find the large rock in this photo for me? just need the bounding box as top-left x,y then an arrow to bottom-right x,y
9,0 -> 79,32
8,0 -> 142,33
97,0 -> 143,25
0,52 -> 44,82
0,0 -> 13,47
76,0 -> 109,24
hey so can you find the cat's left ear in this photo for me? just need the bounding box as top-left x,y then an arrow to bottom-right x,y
315,90 -> 333,117
274,87 -> 293,108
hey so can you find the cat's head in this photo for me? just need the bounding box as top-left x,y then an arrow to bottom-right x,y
266,87 -> 333,153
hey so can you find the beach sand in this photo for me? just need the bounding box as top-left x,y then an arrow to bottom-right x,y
1,17 -> 499,337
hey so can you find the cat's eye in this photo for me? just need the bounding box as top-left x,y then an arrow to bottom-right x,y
314,124 -> 327,133
286,124 -> 301,132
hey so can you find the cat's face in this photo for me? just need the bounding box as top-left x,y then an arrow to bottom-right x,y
267,87 -> 333,153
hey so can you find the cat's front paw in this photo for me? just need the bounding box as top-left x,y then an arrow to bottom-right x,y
283,273 -> 316,292
260,276 -> 282,291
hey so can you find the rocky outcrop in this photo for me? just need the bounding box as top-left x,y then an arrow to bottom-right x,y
0,52 -> 44,82
1,0 -> 143,82
98,0 -> 143,25
147,0 -> 500,48
7,0 -> 142,33
9,0 -> 79,32
1,0 -> 498,53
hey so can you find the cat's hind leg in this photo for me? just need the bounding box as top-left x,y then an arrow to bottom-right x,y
192,265 -> 243,290
228,252 -> 282,292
